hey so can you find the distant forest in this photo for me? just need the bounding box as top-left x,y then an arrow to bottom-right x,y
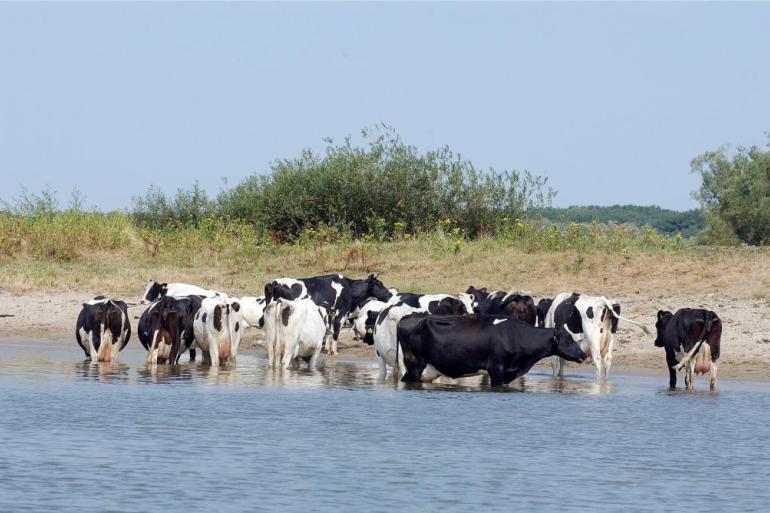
533,205 -> 706,238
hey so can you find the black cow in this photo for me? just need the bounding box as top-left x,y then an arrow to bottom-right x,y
655,308 -> 722,391
75,296 -> 131,362
536,298 -> 553,327
138,295 -> 202,364
264,274 -> 392,354
399,314 -> 586,387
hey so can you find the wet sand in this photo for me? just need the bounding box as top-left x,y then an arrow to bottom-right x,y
1,289 -> 768,380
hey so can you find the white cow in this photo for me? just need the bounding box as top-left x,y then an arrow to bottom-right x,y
141,280 -> 222,304
545,292 -> 651,381
263,297 -> 328,370
193,296 -> 243,367
240,296 -> 267,329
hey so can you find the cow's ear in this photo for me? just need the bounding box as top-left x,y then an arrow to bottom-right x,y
657,310 -> 666,321
82,303 -> 89,309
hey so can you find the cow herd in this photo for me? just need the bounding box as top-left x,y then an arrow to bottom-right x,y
74,273 -> 723,391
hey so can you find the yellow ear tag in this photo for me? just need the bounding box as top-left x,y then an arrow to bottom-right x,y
366,328 -> 373,334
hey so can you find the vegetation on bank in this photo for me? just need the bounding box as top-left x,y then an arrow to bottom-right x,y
131,126 -> 555,240
0,206 -> 689,265
534,205 -> 705,238
692,138 -> 770,245
3,128 -> 769,266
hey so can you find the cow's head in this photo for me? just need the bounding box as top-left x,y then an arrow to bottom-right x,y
363,310 -> 379,345
555,325 -> 587,363
456,292 -> 476,313
465,286 -> 489,308
142,280 -> 167,304
366,274 -> 392,302
654,310 -> 673,347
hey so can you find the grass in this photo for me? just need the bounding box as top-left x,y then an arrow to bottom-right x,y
1,210 -> 768,302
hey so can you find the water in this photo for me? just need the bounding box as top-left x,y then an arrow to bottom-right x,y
1,340 -> 768,513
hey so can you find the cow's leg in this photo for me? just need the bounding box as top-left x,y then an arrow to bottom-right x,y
401,356 -> 426,383
602,336 -> 616,381
330,315 -> 342,355
189,348 -> 196,362
308,343 -> 323,370
209,340 -> 220,367
665,348 -> 677,389
377,356 -> 388,379
709,361 -> 719,391
685,360 -> 694,390
551,356 -> 562,377
488,364 -> 505,388
200,349 -> 211,365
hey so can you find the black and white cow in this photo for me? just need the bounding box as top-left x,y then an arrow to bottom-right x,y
75,296 -> 131,362
139,295 -> 202,364
654,308 -> 722,391
536,298 -> 553,327
363,294 -> 471,378
193,296 -> 244,367
141,280 -> 221,304
399,314 -> 587,387
545,292 -> 651,381
264,274 -> 392,355
263,297 -> 328,369
472,289 -> 537,326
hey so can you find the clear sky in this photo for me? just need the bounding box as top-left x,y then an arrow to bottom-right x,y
1,2 -> 768,211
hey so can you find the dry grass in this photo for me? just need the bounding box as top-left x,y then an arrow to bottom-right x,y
1,239 -> 768,303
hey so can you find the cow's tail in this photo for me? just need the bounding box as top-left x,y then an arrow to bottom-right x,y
674,311 -> 716,371
602,298 -> 652,335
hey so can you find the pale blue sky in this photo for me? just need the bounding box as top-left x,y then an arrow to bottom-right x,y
1,2 -> 768,211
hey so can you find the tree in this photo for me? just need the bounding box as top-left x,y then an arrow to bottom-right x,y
692,137 -> 770,245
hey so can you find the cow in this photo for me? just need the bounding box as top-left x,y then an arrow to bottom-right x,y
75,296 -> 131,362
399,315 -> 587,387
474,289 -> 537,326
388,293 -> 473,315
264,274 -> 392,355
352,299 -> 389,340
240,296 -> 267,329
141,280 -> 221,304
536,298 -> 553,327
654,308 -> 722,391
364,294 -> 470,378
138,296 -> 201,362
263,297 -> 328,369
347,288 -> 400,329
545,292 -> 651,381
193,296 -> 243,367
140,295 -> 202,364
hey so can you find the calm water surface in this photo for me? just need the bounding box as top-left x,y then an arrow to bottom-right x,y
1,340 -> 768,512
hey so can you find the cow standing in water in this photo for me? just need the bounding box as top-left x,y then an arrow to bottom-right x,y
654,308 -> 722,391
193,296 -> 244,368
264,274 -> 392,355
75,297 -> 131,362
545,292 -> 651,381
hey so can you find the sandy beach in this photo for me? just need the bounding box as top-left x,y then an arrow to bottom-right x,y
2,289 -> 768,381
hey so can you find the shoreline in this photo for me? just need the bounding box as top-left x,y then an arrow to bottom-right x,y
2,288 -> 769,382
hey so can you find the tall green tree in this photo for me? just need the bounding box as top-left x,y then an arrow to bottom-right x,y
691,137 -> 770,245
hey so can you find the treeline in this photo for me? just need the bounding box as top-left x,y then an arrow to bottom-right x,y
131,126 -> 554,240
534,205 -> 706,238
692,138 -> 770,245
